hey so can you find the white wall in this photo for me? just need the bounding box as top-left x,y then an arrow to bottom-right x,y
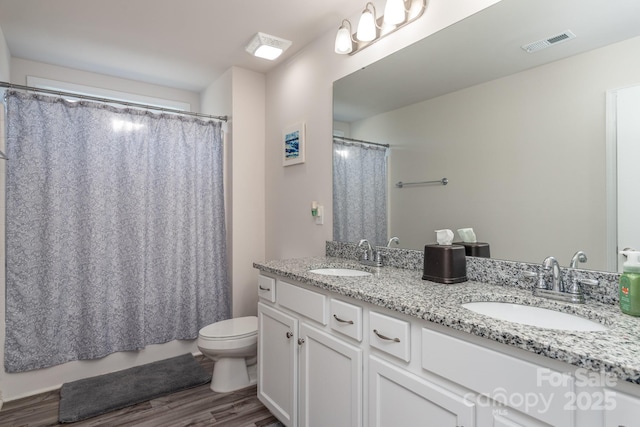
0,59 -> 210,401
201,67 -> 266,318
348,35 -> 640,270
10,58 -> 200,109
201,67 -> 235,315
264,0 -> 501,260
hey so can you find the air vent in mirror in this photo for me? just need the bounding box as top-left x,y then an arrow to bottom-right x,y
521,30 -> 576,53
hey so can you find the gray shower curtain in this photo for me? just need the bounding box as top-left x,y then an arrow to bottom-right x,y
333,139 -> 388,247
4,91 -> 230,372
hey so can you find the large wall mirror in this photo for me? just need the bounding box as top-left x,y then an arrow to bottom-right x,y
332,0 -> 640,272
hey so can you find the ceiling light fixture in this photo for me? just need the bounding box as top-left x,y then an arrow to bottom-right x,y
245,32 -> 292,61
335,0 -> 427,55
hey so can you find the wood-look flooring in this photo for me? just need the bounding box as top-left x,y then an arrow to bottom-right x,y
0,356 -> 280,427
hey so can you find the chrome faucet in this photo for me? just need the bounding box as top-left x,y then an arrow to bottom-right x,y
387,237 -> 400,248
542,256 -> 563,292
358,239 -> 383,267
524,252 -> 598,304
570,250 -> 587,268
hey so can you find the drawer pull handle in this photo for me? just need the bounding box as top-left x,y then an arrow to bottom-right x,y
286,331 -> 293,339
333,314 -> 354,324
373,329 -> 400,343
259,285 -> 271,291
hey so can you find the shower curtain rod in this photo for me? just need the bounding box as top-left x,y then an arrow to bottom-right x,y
0,82 -> 228,122
333,135 -> 390,148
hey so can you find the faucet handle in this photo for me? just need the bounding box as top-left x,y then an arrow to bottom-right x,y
522,270 -> 547,289
579,278 -> 598,287
566,277 -> 598,295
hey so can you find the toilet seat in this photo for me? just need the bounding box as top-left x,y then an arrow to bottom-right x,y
199,316 -> 257,341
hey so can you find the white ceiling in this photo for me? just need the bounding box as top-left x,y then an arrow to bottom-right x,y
0,0 -> 360,92
334,0 -> 640,122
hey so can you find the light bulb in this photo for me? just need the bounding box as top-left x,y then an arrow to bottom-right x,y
356,9 -> 376,42
334,25 -> 353,54
384,0 -> 406,26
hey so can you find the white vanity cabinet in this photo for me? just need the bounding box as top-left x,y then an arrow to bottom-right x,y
369,355 -> 475,426
256,272 -> 640,427
257,277 -> 363,427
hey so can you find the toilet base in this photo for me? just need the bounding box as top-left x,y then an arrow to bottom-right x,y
210,357 -> 257,393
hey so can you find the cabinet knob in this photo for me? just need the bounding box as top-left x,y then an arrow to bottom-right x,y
298,338 -> 305,345
286,331 -> 293,339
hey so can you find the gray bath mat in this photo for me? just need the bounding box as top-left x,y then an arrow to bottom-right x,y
58,353 -> 210,423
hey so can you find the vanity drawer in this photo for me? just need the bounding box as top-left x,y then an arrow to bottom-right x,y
330,299 -> 363,341
369,311 -> 411,362
257,275 -> 275,302
421,328 -> 573,427
277,280 -> 328,325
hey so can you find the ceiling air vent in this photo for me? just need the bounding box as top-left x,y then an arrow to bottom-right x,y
521,30 -> 576,53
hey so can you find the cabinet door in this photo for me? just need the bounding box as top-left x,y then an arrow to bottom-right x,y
475,398 -> 552,427
258,303 -> 298,427
604,389 -> 640,427
369,356 -> 475,427
299,323 -> 363,427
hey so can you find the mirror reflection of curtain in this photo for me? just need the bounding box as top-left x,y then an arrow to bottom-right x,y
333,139 -> 388,246
4,91 -> 230,372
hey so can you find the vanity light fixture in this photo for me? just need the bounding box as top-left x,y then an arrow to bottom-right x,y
245,32 -> 292,60
335,0 -> 428,55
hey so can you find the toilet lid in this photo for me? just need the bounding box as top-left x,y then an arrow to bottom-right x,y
199,316 -> 258,339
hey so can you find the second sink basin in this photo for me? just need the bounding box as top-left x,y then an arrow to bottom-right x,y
308,268 -> 372,277
462,302 -> 608,331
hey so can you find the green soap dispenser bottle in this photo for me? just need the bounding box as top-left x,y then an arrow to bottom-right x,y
619,250 -> 640,316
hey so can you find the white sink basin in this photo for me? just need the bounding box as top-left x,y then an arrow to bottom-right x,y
308,268 -> 372,277
462,302 -> 608,331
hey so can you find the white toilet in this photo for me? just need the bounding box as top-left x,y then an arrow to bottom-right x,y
197,316 -> 258,393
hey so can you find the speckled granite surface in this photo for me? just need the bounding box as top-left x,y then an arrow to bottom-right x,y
254,255 -> 640,385
326,241 -> 622,305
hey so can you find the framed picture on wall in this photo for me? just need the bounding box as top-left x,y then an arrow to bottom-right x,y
283,122 -> 305,166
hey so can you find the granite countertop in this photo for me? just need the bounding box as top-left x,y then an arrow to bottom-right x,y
254,256 -> 640,385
